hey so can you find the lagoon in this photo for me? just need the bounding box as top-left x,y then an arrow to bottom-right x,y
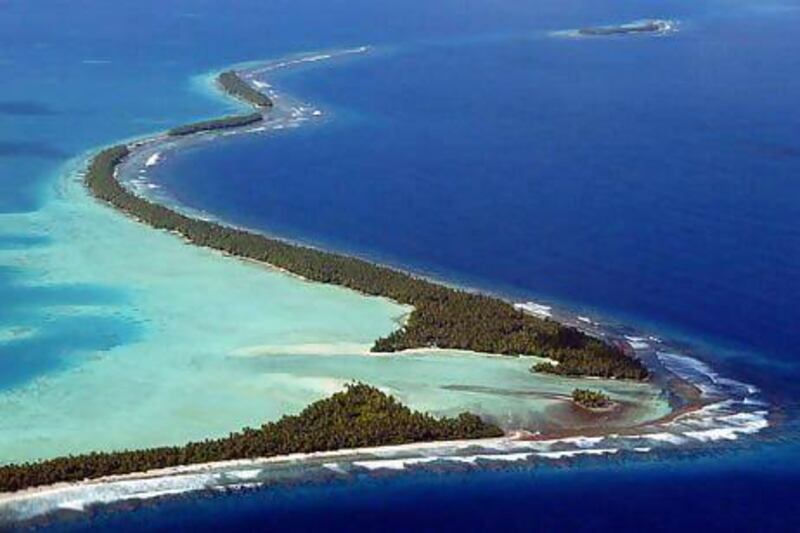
0,161 -> 670,465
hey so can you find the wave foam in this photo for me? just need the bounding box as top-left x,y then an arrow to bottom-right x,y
353,457 -> 440,471
625,336 -> 651,350
145,153 -> 161,167
248,46 -> 369,76
536,448 -> 619,460
657,352 -> 759,399
514,302 -> 552,318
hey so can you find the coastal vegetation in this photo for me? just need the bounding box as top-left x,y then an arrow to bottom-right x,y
85,140 -> 648,380
218,70 -> 274,108
0,384 -> 501,493
572,388 -> 612,409
167,113 -> 263,136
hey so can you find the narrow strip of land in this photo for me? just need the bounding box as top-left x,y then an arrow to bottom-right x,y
88,70 -> 648,381
0,385 -> 502,493
168,112 -> 263,136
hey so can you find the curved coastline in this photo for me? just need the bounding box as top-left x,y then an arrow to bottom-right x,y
0,48 -> 772,524
90,49 -> 769,435
92,67 -> 650,382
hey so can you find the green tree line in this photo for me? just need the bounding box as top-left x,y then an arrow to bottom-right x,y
85,143 -> 648,380
218,70 -> 274,108
0,384 -> 502,493
168,113 -> 263,136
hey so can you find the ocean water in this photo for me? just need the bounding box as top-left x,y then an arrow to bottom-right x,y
36,446 -> 800,533
153,9 -> 800,376
1,0 -> 799,530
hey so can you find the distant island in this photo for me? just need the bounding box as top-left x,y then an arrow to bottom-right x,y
0,384 -> 502,492
578,19 -> 676,37
85,69 -> 648,381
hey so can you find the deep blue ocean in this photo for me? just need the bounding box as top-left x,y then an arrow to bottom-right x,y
2,0 -> 800,530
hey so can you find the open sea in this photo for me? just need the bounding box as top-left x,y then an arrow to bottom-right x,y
1,0 -> 799,530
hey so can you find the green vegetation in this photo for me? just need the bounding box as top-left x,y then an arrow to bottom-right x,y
0,384 -> 501,493
572,388 -> 612,409
531,349 -> 646,378
168,113 -> 263,136
218,70 -> 274,108
85,143 -> 648,380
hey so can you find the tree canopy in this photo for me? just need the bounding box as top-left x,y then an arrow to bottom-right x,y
0,384 -> 501,493
85,144 -> 648,381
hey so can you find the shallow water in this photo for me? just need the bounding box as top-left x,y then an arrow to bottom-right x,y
0,152 -> 672,464
5,169 -> 667,464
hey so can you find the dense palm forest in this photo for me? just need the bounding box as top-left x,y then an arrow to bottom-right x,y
168,113 -> 263,136
0,384 -> 502,493
218,70 -> 274,108
85,143 -> 648,380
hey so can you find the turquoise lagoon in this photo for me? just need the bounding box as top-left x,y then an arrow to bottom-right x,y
0,151 -> 669,465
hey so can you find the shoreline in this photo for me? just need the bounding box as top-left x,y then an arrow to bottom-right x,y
0,394 -> 704,505
0,435 -> 514,504
0,392 -> 754,523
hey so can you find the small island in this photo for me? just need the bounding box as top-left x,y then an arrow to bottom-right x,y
578,19 -> 675,37
218,70 -> 274,108
572,388 -> 613,410
168,112 -> 263,136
